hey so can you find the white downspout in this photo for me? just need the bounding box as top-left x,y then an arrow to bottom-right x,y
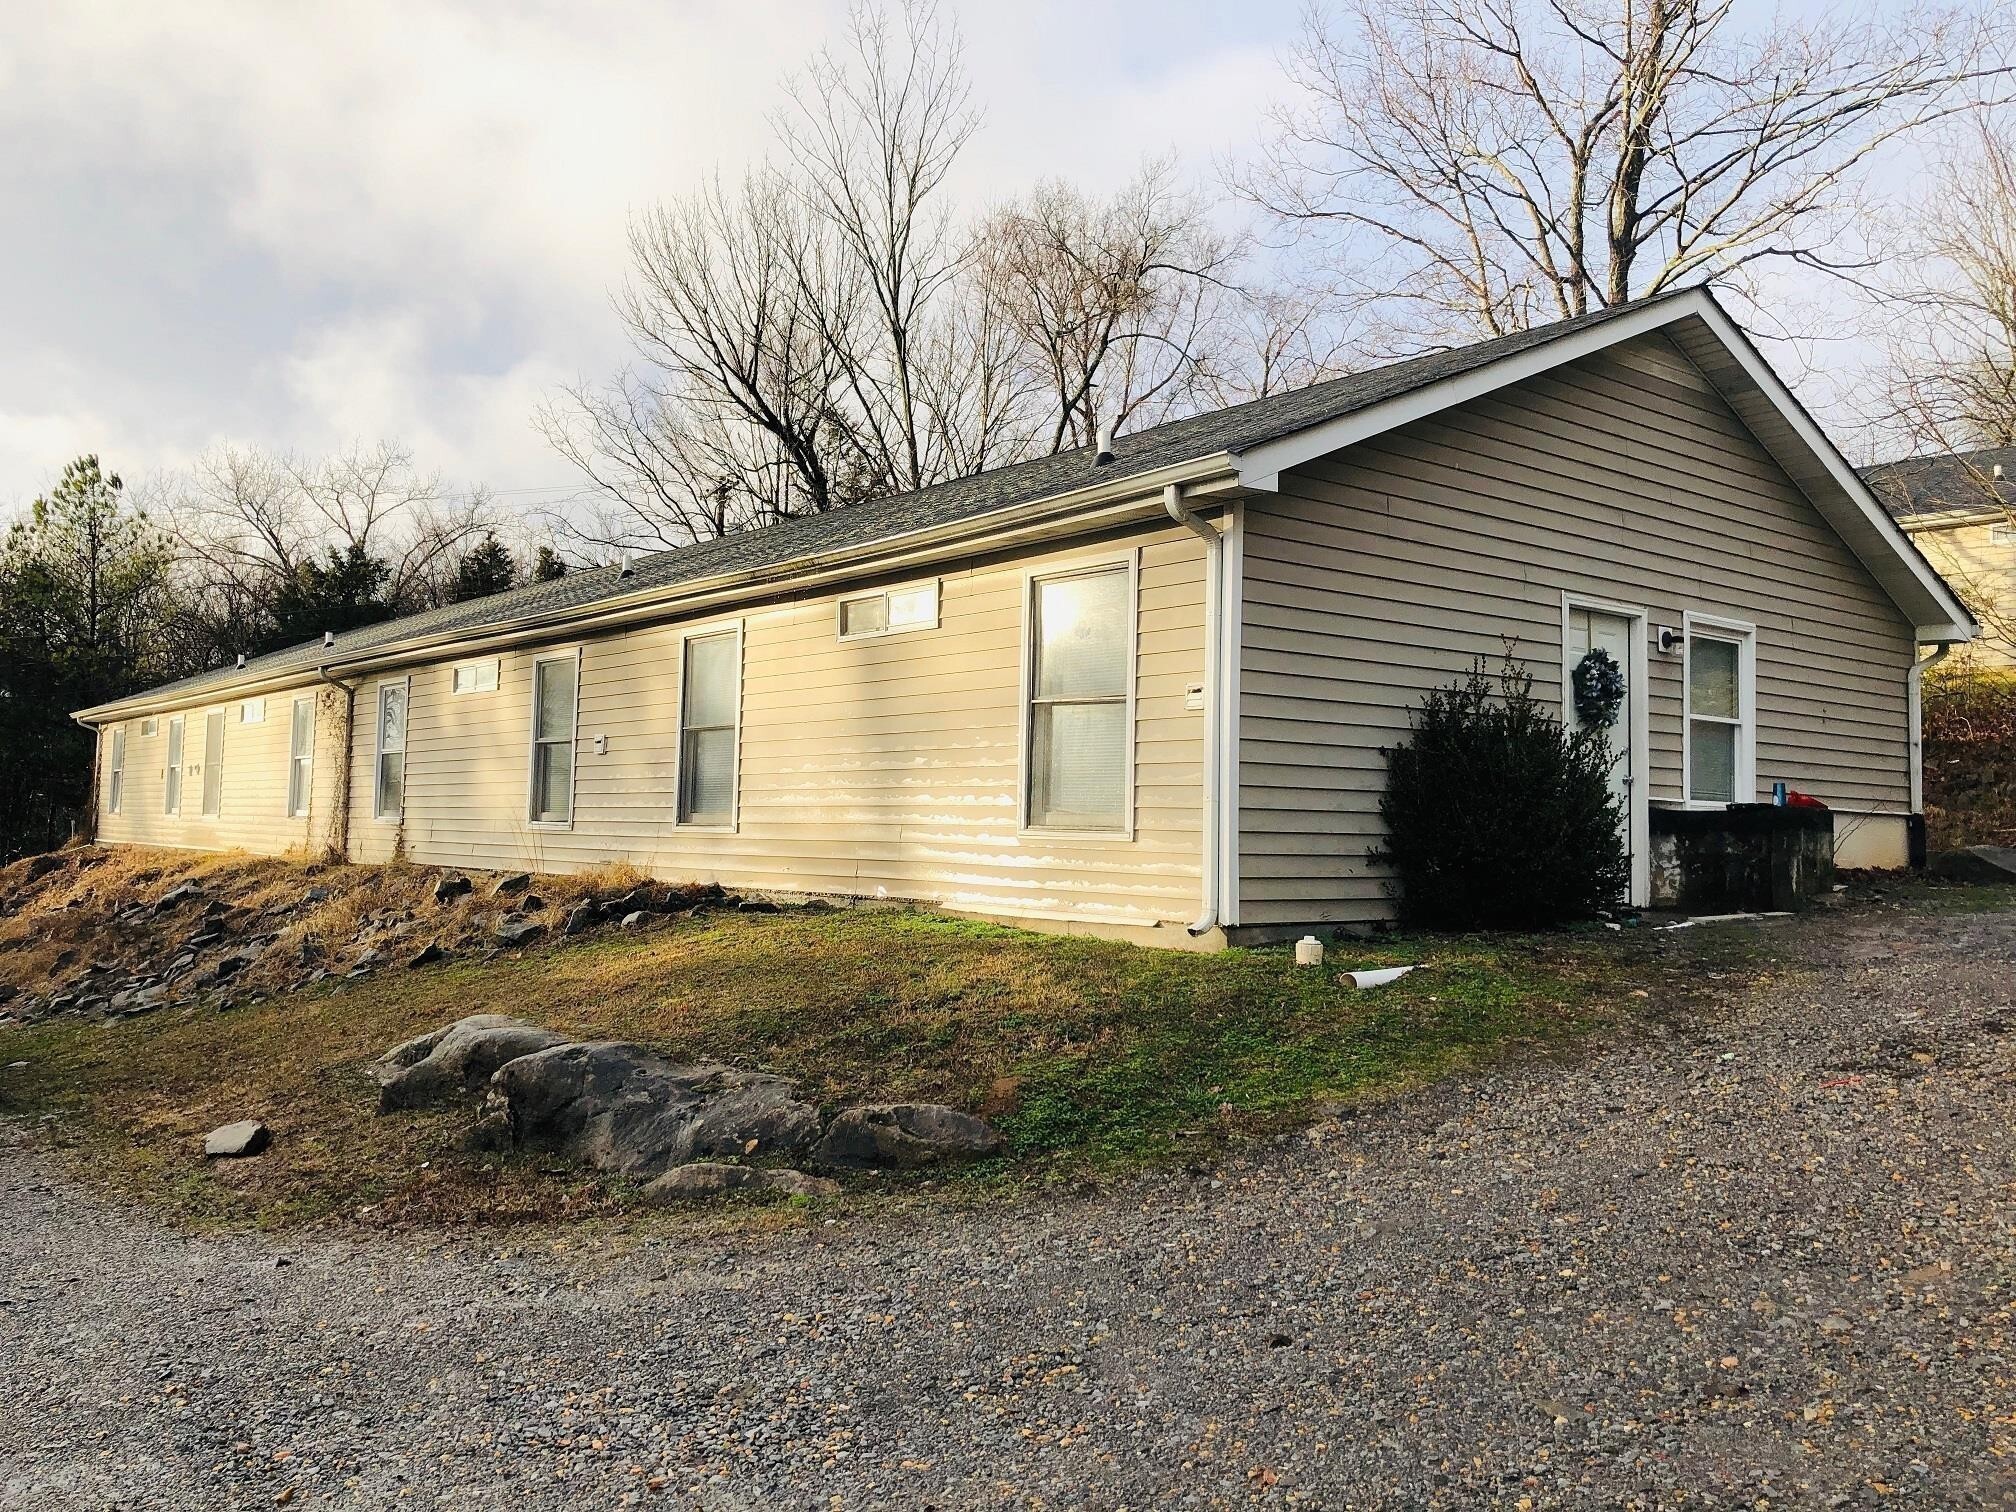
1907,642 -> 1952,814
1164,483 -> 1222,937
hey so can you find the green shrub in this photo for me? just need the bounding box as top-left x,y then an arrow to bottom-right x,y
1374,657 -> 1628,929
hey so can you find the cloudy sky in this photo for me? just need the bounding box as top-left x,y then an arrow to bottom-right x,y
0,0 -> 1305,517
2,0 -> 1922,521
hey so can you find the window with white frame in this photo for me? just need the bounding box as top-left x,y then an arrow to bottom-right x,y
375,681 -> 408,821
106,725 -> 126,815
451,659 -> 499,694
286,697 -> 313,818
163,715 -> 186,815
200,710 -> 225,817
1686,623 -> 1754,805
837,580 -> 939,640
529,655 -> 577,824
240,698 -> 265,724
678,631 -> 739,826
1025,563 -> 1133,832
141,717 -> 158,737
1990,522 -> 2015,547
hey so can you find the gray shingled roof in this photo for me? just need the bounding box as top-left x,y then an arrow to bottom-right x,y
93,293 -> 1689,716
1864,443 -> 2016,523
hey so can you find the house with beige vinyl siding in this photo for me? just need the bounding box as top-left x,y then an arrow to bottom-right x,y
1864,443 -> 2016,668
75,287 -> 1975,945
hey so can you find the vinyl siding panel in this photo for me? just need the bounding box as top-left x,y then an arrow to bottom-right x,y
1907,520 -> 2014,667
303,526 -> 1208,932
95,692 -> 324,856
1236,330 -> 1917,927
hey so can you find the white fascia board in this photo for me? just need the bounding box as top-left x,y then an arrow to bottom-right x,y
1229,285 -> 1977,642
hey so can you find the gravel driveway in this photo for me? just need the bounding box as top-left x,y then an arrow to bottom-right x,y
3,898 -> 2013,1510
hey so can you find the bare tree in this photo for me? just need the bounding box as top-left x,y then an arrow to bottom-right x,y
1242,0 -> 2014,343
779,0 -> 979,492
1868,117 -> 2016,457
979,162 -> 1243,452
1855,117 -> 2016,657
161,441 -> 495,660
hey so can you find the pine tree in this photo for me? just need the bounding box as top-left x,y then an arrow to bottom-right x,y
452,532 -> 518,602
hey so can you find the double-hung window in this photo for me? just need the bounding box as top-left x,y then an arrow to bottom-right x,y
678,630 -> 740,826
375,681 -> 408,822
1685,617 -> 1755,805
529,655 -> 578,824
163,716 -> 185,815
201,710 -> 225,817
1025,562 -> 1133,832
106,726 -> 126,815
287,697 -> 314,818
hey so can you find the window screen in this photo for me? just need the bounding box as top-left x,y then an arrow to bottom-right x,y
679,632 -> 739,825
1027,566 -> 1130,830
375,682 -> 407,821
107,726 -> 126,814
163,716 -> 186,814
287,698 -> 313,818
1688,636 -> 1743,804
201,710 -> 225,817
530,658 -> 576,823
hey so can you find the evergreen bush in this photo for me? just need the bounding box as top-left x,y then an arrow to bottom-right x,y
1374,657 -> 1628,929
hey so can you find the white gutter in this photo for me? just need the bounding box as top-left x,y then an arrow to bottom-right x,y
1907,642 -> 1952,814
1163,483 -> 1224,937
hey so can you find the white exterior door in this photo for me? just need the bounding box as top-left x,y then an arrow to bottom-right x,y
1566,605 -> 1647,906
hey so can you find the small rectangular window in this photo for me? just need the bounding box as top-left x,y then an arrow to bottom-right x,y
1686,627 -> 1753,805
106,726 -> 126,815
287,697 -> 313,818
163,716 -> 185,815
141,717 -> 158,737
240,698 -> 265,724
837,580 -> 938,640
529,655 -> 577,824
678,631 -> 740,826
375,681 -> 408,821
201,710 -> 225,817
451,660 -> 499,694
1990,522 -> 2015,547
1026,564 -> 1132,831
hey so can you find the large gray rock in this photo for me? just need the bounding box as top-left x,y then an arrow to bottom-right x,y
374,1014 -> 571,1112
482,1043 -> 821,1176
203,1120 -> 270,1158
1929,845 -> 2016,885
494,917 -> 545,947
639,1163 -> 839,1202
816,1104 -> 1003,1170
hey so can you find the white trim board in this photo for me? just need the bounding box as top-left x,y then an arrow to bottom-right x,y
1230,286 -> 1975,643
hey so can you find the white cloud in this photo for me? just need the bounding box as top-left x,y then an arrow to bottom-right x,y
0,0 -> 1302,512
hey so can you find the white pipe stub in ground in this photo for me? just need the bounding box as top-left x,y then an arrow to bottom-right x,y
1347,966 -> 1417,990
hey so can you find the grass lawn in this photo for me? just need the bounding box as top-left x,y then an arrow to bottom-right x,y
0,879 -> 1756,1230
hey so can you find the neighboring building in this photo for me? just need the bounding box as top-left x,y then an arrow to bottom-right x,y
1864,443 -> 2016,667
75,287 -> 1974,945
